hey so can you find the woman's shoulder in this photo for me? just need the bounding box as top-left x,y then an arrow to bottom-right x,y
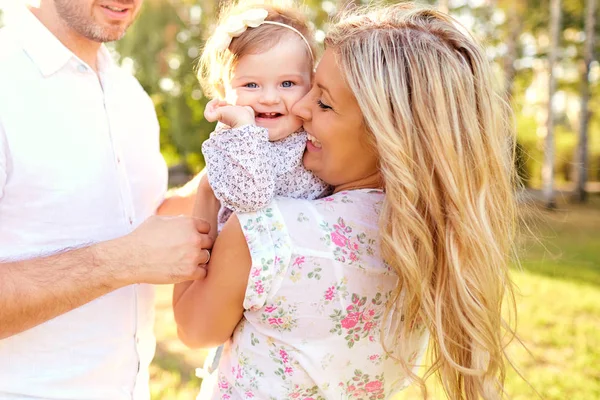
235,189 -> 385,255
262,189 -> 385,257
273,189 -> 385,225
276,188 -> 384,212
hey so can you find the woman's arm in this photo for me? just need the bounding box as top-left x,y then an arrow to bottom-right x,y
173,213 -> 252,349
172,173 -> 221,304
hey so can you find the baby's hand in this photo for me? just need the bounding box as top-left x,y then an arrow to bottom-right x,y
204,99 -> 255,128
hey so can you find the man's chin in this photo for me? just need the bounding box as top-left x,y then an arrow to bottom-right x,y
88,27 -> 128,43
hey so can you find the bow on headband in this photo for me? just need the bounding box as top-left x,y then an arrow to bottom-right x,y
212,8 -> 314,60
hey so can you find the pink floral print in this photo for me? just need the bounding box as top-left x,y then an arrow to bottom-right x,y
329,293 -> 385,348
319,217 -> 376,266
260,298 -> 298,332
269,346 -> 295,381
287,384 -> 326,400
339,371 -> 385,399
198,190 -> 429,400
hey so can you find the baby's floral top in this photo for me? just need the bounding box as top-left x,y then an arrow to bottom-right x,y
197,190 -> 429,400
202,125 -> 332,232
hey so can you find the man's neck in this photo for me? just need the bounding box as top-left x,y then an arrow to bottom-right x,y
29,4 -> 101,71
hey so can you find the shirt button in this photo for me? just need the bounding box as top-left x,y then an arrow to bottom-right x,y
129,217 -> 133,225
77,64 -> 87,73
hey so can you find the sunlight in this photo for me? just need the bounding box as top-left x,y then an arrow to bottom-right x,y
0,0 -> 39,25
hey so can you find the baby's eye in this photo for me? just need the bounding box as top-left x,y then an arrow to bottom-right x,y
244,83 -> 258,89
281,81 -> 295,88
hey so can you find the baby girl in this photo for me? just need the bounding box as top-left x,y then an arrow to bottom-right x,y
194,1 -> 331,376
198,2 -> 331,238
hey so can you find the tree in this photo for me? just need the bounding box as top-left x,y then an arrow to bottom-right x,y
502,0 -> 525,98
114,0 -> 218,173
542,0 -> 562,209
572,0 -> 597,203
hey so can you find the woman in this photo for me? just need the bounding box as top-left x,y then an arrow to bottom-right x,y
174,3 -> 517,399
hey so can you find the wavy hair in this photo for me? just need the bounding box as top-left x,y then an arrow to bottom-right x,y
325,3 -> 518,399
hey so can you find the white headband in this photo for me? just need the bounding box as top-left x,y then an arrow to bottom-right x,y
212,8 -> 314,60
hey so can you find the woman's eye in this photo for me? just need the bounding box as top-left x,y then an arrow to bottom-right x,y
244,83 -> 258,88
281,81 -> 295,88
317,99 -> 332,110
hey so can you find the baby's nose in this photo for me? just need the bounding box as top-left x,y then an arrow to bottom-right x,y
259,88 -> 281,105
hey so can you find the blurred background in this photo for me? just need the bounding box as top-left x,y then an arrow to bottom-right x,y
1,0 -> 599,398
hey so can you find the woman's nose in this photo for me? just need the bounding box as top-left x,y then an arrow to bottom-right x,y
291,89 -> 312,122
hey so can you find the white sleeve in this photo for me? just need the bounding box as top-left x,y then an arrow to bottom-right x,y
0,118 -> 8,199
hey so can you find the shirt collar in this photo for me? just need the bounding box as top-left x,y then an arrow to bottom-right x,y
13,6 -> 114,77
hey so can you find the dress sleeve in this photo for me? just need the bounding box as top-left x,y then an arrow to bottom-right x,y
279,164 -> 332,201
272,131 -> 332,201
202,125 -> 277,213
237,202 -> 292,311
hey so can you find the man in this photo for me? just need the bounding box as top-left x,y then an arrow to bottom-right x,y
0,0 -> 210,398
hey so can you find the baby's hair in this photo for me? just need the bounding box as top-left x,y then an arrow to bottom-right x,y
198,0 -> 317,99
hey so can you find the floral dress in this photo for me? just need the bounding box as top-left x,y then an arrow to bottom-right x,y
197,189 -> 429,400
202,125 -> 332,232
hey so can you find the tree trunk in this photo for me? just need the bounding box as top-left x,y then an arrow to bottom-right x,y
572,0 -> 596,203
543,0 -> 561,209
438,0 -> 449,13
503,0 -> 523,98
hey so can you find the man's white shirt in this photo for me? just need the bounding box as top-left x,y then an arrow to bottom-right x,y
0,6 -> 168,399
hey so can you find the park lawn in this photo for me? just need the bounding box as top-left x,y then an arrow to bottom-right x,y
150,196 -> 600,399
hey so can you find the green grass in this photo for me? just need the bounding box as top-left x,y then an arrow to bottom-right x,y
150,195 -> 600,399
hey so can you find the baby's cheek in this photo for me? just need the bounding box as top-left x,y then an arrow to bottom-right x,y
290,116 -> 304,132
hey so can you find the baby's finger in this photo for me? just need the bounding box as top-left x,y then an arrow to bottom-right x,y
204,107 -> 218,122
242,106 -> 255,117
206,98 -> 220,110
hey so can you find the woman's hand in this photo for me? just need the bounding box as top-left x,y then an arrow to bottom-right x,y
173,214 -> 251,349
172,171 -> 222,315
204,99 -> 255,128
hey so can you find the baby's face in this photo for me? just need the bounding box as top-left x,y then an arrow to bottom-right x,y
224,36 -> 312,141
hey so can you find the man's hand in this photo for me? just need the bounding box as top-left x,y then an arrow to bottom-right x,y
102,215 -> 214,285
204,99 -> 255,128
0,215 -> 214,339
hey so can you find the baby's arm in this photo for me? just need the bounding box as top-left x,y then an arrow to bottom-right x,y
202,124 -> 278,214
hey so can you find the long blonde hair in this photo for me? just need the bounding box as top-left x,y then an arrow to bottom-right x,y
326,3 -> 517,399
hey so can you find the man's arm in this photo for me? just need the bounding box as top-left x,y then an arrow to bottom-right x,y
0,215 -> 213,340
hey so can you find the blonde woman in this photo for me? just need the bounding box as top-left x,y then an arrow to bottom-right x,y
174,3 -> 517,399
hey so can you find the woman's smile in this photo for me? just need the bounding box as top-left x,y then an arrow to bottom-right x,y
306,133 -> 322,150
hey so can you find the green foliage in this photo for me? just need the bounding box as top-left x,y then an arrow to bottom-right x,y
113,0 -> 217,172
